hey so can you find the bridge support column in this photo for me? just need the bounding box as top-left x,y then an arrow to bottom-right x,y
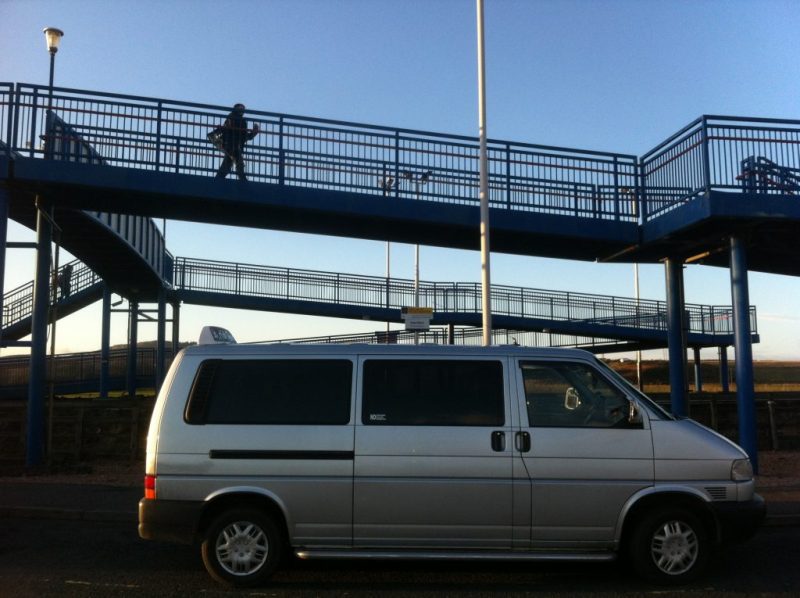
126,301 -> 139,399
156,290 -> 166,390
730,236 -> 758,472
0,187 -> 8,340
693,347 -> 703,393
99,286 -> 111,399
26,197 -> 54,468
719,346 -> 730,393
665,258 -> 688,417
171,300 -> 181,355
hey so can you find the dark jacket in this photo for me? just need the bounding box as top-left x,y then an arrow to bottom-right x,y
213,110 -> 257,151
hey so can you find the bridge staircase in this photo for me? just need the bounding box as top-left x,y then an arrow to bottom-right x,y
2,255 -> 754,350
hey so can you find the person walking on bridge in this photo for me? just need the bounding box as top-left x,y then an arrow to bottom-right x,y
209,103 -> 260,181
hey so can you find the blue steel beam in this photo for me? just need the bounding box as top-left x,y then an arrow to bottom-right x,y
665,258 -> 688,416
719,346 -> 730,393
99,286 -> 111,399
126,301 -> 138,399
0,186 -> 8,344
26,198 -> 53,468
730,236 -> 758,472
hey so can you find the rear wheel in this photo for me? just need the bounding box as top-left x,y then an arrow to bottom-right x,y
628,507 -> 710,585
201,508 -> 284,587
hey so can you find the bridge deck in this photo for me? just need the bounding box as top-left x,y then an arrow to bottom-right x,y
2,82 -> 799,305
3,257 -> 756,349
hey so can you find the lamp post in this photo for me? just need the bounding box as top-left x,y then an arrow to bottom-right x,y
378,172 -> 395,335
401,170 -> 432,307
476,0 -> 493,346
402,170 -> 431,345
26,27 -> 63,468
43,27 -> 63,121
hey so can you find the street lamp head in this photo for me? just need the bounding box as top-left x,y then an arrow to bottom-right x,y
43,27 -> 64,54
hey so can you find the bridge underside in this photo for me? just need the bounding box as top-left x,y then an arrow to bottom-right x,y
618,191 -> 800,276
6,191 -> 164,299
8,159 -> 800,287
7,157 -> 637,268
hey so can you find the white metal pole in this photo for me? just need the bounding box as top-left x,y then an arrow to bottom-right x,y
414,231 -> 420,345
632,191 -> 642,389
414,243 -> 420,308
635,262 -> 642,389
386,241 -> 391,334
477,0 -> 492,346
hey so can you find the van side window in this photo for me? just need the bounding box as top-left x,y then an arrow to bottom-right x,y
185,359 -> 352,425
362,360 -> 504,426
520,361 -> 632,428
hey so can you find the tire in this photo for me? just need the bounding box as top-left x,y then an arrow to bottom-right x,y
201,508 -> 284,587
628,507 -> 710,585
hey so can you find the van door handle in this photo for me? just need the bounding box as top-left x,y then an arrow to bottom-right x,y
515,431 -> 531,453
491,431 -> 506,452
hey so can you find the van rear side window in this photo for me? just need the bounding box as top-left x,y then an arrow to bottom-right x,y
362,359 -> 504,426
185,359 -> 353,425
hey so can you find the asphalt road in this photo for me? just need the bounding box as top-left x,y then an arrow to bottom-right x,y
0,518 -> 797,597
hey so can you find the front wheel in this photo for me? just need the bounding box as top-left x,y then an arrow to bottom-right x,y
201,509 -> 284,587
628,507 -> 710,585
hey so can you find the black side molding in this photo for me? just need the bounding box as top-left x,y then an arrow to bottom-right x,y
209,450 -> 355,460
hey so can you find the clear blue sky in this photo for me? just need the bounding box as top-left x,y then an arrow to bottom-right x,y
2,0 -> 800,359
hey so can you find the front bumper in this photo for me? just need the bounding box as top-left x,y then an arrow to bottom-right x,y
138,498 -> 204,544
711,494 -> 766,542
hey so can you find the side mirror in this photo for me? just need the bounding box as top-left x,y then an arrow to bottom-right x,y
564,387 -> 582,410
628,400 -> 643,426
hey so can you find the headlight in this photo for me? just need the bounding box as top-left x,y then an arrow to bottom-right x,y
731,458 -> 753,481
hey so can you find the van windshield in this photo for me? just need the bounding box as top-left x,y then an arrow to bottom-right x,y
592,357 -> 674,420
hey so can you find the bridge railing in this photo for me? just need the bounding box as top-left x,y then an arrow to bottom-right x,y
0,346 -> 164,390
3,84 -> 799,225
264,326 -> 635,351
3,83 -> 639,222
2,259 -> 101,330
0,83 -> 12,156
173,256 -> 756,336
640,116 -> 800,219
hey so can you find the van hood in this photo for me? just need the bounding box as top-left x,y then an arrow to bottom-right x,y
650,418 -> 749,482
652,418 -> 748,461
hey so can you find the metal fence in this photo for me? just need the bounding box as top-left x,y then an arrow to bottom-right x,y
265,326 -> 640,352
2,83 -> 639,221
174,256 -> 756,337
0,346 -> 166,389
2,84 -> 799,226
0,83 -> 12,155
640,116 -> 800,219
2,259 -> 102,330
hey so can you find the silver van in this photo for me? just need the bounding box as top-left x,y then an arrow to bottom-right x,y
139,342 -> 764,587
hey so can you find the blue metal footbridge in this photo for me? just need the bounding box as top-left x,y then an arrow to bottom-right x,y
2,82 -> 800,469
2,256 -> 756,352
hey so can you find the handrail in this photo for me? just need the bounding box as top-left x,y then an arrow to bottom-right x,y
2,83 -> 640,222
4,83 -> 797,227
2,259 -> 102,330
4,255 -> 757,340
173,256 -> 756,336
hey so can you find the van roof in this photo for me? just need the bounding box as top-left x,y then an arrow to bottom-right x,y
180,343 -> 596,359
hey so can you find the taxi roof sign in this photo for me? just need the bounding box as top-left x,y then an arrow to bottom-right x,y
198,326 -> 237,345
